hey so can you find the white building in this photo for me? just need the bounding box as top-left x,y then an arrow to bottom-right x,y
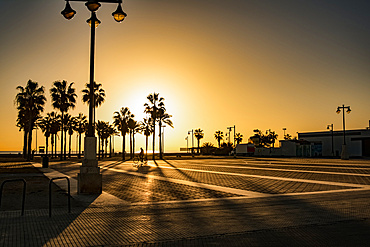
298,128 -> 370,157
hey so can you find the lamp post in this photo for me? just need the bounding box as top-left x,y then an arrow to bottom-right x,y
188,130 -> 194,156
227,125 -> 236,146
327,124 -> 334,157
61,0 -> 127,194
282,128 -> 286,139
336,104 -> 351,160
185,136 -> 189,153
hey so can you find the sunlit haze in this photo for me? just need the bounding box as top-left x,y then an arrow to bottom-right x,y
1,0 -> 369,152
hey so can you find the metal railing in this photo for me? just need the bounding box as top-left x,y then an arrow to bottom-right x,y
0,179 -> 26,216
49,177 -> 71,217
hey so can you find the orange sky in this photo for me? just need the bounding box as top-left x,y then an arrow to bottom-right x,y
1,0 -> 369,152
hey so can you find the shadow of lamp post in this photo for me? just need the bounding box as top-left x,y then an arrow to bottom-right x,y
327,124 -> 334,157
336,105 -> 351,160
61,0 -> 127,194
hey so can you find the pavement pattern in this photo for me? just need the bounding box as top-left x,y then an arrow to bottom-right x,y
1,157 -> 370,246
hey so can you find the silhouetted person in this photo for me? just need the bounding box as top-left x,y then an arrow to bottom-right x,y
139,147 -> 144,162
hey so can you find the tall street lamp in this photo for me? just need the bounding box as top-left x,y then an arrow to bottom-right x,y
327,124 -> 334,157
227,125 -> 236,146
336,104 -> 351,160
188,130 -> 194,156
185,136 -> 189,154
282,128 -> 286,139
61,0 -> 127,194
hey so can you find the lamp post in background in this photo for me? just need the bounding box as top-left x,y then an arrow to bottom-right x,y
336,105 -> 351,160
188,130 -> 194,156
185,136 -> 189,154
327,124 -> 334,157
282,128 -> 286,139
227,125 -> 236,146
61,0 -> 127,193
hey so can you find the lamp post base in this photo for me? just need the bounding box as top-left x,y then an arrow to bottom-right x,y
341,144 -> 349,160
78,136 -> 102,194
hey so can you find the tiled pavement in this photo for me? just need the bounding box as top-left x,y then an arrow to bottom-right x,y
1,157 -> 370,246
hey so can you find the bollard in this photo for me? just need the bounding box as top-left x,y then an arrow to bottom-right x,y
42,155 -> 49,168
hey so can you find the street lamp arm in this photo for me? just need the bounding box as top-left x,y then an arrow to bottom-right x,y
67,0 -> 122,3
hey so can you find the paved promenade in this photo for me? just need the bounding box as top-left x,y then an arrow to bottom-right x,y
1,157 -> 370,246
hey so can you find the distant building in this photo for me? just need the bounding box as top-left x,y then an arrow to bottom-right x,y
298,128 -> 370,157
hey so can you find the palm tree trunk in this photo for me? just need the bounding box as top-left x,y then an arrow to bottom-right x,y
27,124 -> 33,161
109,136 -> 112,158
98,137 -> 100,160
145,135 -> 148,159
23,130 -> 28,159
130,130 -> 133,159
105,139 -> 108,158
51,134 -> 54,158
159,121 -> 162,159
55,134 -> 58,159
64,130 -> 67,160
46,136 -> 49,156
68,133 -> 71,158
132,132 -> 135,158
152,123 -> 156,160
60,112 -> 64,161
197,139 -> 200,154
78,133 -> 81,159
122,133 -> 126,161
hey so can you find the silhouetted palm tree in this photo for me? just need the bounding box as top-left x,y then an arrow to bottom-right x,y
157,108 -> 173,159
113,107 -> 133,160
74,113 -> 88,159
140,117 -> 153,159
50,80 -> 77,160
106,123 -> 116,157
144,92 -> 164,160
96,120 -> 108,159
38,115 -> 53,156
49,112 -> 60,159
194,129 -> 204,154
82,81 -> 105,131
235,133 -> 243,145
128,118 -> 141,159
15,80 -> 46,161
15,109 -> 29,159
214,130 -> 224,148
64,114 -> 76,158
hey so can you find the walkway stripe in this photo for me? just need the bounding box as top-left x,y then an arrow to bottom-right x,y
100,166 -> 265,197
143,162 -> 369,189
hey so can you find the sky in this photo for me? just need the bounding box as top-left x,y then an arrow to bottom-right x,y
1,0 -> 369,152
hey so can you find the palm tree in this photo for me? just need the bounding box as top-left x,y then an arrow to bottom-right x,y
15,80 -> 46,161
144,92 -> 165,160
113,107 -> 133,160
235,133 -> 243,145
74,113 -> 88,159
15,108 -> 29,159
49,112 -> 60,159
38,115 -> 53,156
82,81 -> 105,129
64,114 -> 76,158
106,124 -> 116,157
95,120 -> 108,159
157,108 -> 173,159
214,130 -> 224,148
50,80 -> 77,160
194,129 -> 204,154
127,118 -> 142,159
140,117 -> 153,159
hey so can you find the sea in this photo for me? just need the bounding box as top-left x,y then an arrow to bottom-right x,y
0,151 -> 22,155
